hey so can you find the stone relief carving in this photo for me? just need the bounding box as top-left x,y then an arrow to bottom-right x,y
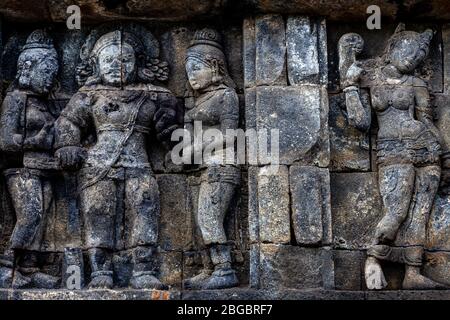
340,24 -> 448,290
0,14 -> 449,300
182,29 -> 241,290
0,29 -> 60,289
54,24 -> 178,289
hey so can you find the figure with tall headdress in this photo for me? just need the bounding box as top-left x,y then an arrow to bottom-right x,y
54,25 -> 178,289
182,28 -> 240,290
340,24 -> 448,289
0,29 -> 60,288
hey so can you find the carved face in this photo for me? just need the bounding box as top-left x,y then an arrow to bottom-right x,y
389,37 -> 427,74
17,49 -> 58,95
186,58 -> 214,91
98,43 -> 136,87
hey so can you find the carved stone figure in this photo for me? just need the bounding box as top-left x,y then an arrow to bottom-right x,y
0,29 -> 60,288
340,24 -> 448,289
54,25 -> 178,289
182,29 -> 240,290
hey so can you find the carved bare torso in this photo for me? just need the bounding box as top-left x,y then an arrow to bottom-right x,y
371,78 -> 427,141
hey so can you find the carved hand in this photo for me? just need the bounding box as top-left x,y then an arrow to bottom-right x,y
345,62 -> 364,86
23,122 -> 54,150
55,146 -> 85,170
154,107 -> 178,141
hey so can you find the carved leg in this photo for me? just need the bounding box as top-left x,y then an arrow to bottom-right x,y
197,176 -> 239,290
400,165 -> 448,289
80,178 -> 116,289
365,164 -> 415,289
125,169 -> 166,290
5,170 -> 50,289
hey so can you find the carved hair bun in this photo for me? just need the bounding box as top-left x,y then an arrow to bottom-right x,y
22,29 -> 55,51
190,28 -> 223,50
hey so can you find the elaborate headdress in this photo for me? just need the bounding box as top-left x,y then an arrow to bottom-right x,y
16,29 -> 59,87
383,23 -> 433,64
76,23 -> 169,86
185,28 -> 235,89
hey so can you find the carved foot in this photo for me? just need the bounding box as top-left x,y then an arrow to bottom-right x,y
365,256 -> 387,290
12,271 -> 32,289
31,272 -> 60,289
402,267 -> 448,290
201,268 -> 239,290
130,271 -> 168,290
88,271 -> 113,289
183,269 -> 213,290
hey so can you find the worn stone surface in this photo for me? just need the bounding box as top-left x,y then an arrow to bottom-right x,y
255,15 -> 286,86
243,18 -> 256,88
286,16 -> 327,86
156,174 -> 190,251
256,166 -> 290,244
258,244 -> 334,290
333,250 -> 363,291
289,165 -> 332,245
443,24 -> 450,94
424,251 -> 450,287
329,92 -> 371,172
427,193 -> 450,251
331,172 -> 383,249
255,85 -> 329,166
1,1 -> 450,300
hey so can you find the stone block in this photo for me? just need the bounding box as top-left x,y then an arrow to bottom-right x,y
159,250 -> 183,289
255,14 -> 286,86
329,92 -> 370,172
286,16 -> 327,85
156,174 -> 191,251
255,85 -> 329,166
257,166 -> 290,244
248,166 -> 259,243
333,250 -> 363,290
160,27 -> 194,98
289,165 -> 332,245
258,244 -> 334,290
243,17 -> 256,88
330,172 -> 383,249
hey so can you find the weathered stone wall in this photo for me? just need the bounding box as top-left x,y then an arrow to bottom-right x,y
0,0 -> 450,298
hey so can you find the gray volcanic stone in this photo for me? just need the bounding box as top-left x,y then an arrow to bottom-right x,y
258,244 -> 334,290
255,85 -> 329,165
255,14 -> 287,86
427,192 -> 450,251
330,172 -> 383,249
333,250 -> 363,290
256,166 -> 290,244
156,174 -> 191,251
329,92 -> 370,172
243,17 -> 256,88
289,165 -> 332,245
286,16 -> 327,85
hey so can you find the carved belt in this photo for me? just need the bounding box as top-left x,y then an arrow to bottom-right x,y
97,124 -> 150,134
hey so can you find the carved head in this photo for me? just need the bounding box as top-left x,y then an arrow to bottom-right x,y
384,23 -> 433,74
185,28 -> 233,91
16,29 -> 58,95
77,26 -> 168,87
